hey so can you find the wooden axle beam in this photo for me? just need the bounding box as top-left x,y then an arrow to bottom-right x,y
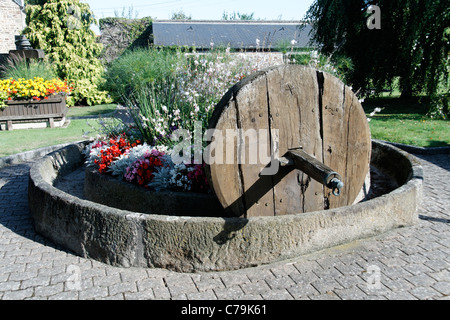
280,149 -> 344,196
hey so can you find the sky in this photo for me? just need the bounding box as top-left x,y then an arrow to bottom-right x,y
82,0 -> 314,24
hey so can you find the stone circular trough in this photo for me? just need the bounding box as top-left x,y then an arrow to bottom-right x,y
28,140 -> 423,272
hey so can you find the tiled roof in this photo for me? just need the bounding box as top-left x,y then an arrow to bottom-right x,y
152,20 -> 313,49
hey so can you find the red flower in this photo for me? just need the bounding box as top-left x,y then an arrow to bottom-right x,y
93,135 -> 137,174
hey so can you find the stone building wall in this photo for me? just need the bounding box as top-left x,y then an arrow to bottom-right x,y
0,0 -> 26,54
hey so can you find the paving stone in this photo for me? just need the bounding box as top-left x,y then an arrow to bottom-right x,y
136,278 -> 165,292
108,282 -> 137,296
214,285 -> 245,300
428,269 -> 450,282
187,289 -> 218,300
409,286 -> 442,300
382,278 -> 414,292
265,276 -> 296,290
2,288 -> 34,300
20,276 -> 50,289
286,283 -> 319,298
192,274 -> 225,292
78,286 -> 109,300
432,281 -> 450,296
34,283 -> 65,298
93,274 -> 121,287
0,281 -> 21,292
219,273 -> 251,287
289,270 -> 320,284
383,290 -> 418,300
334,286 -> 368,300
48,291 -> 78,300
0,152 -> 448,300
164,274 -> 198,296
309,291 -> 340,300
152,285 -> 171,300
124,290 -> 155,300
261,289 -> 294,300
240,280 -> 272,295
406,273 -> 437,287
310,278 -> 343,294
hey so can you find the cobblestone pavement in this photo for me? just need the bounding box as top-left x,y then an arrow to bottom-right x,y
0,152 -> 448,300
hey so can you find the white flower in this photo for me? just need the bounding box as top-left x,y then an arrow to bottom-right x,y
291,39 -> 297,46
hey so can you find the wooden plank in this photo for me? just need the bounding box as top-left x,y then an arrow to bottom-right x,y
320,72 -> 349,208
205,97 -> 245,217
0,100 -> 67,121
234,73 -> 275,217
298,68 -> 325,213
265,65 -> 304,215
344,85 -> 371,203
0,113 -> 66,121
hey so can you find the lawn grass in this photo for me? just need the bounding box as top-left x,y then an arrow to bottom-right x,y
1,98 -> 449,159
67,104 -> 117,118
363,97 -> 449,148
0,104 -> 116,158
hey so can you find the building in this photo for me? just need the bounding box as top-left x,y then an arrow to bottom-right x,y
152,20 -> 313,51
0,0 -> 26,54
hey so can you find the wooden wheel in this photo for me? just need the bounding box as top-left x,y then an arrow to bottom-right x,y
206,65 -> 371,218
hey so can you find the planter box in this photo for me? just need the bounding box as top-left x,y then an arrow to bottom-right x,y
0,96 -> 68,130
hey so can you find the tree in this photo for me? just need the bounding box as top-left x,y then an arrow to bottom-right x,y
171,10 -> 192,20
222,11 -> 256,21
22,0 -> 111,106
305,0 -> 449,98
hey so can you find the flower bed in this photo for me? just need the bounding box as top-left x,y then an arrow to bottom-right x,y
0,77 -> 72,130
84,134 -> 210,193
0,77 -> 72,109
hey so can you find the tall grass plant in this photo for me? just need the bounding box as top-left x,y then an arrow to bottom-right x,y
118,47 -> 283,147
102,47 -> 185,104
0,54 -> 57,80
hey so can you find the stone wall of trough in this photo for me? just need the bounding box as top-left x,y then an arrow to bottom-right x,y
28,140 -> 423,272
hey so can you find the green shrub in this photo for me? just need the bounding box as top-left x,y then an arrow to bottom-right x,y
23,0 -> 111,106
290,50 -> 353,83
102,47 -> 184,104
427,92 -> 449,120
